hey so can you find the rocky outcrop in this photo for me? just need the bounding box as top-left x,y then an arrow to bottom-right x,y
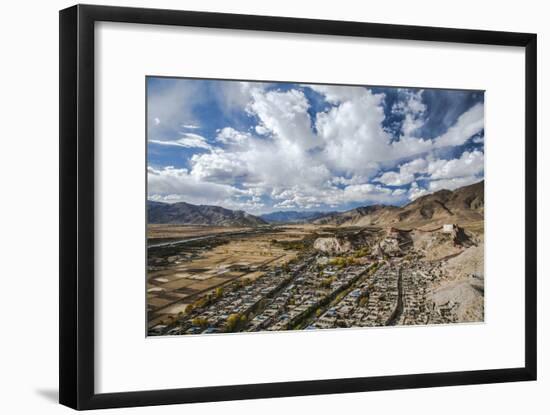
313,237 -> 352,254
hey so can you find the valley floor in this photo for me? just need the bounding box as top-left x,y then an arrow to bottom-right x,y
146,223 -> 484,336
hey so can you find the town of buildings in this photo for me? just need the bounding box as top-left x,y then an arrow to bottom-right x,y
148,224 -> 472,336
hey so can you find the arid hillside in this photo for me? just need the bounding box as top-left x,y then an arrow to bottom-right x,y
148,201 -> 267,227
313,180 -> 484,230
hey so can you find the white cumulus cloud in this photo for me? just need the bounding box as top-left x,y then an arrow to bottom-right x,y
147,81 -> 484,213
149,133 -> 212,150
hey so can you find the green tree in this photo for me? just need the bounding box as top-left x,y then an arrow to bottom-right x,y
226,313 -> 242,332
320,277 -> 334,289
192,317 -> 209,327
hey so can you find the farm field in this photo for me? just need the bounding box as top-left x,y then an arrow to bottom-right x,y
147,225 -> 313,329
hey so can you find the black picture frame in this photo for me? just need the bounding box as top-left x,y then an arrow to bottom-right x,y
59,4 -> 537,410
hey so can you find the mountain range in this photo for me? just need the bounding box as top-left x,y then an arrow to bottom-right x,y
148,180 -> 484,228
313,180 -> 484,228
148,201 -> 267,226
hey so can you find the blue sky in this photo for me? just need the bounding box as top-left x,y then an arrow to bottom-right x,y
147,77 -> 484,214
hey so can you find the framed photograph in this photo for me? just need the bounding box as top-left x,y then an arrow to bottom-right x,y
59,4 -> 537,410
